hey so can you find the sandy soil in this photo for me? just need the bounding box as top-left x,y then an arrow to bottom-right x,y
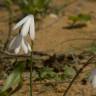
0,0 -> 96,96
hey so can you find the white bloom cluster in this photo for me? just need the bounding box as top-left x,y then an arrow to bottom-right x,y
9,15 -> 35,54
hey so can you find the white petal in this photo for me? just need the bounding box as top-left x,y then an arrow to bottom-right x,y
88,75 -> 93,83
9,36 -> 17,49
27,42 -> 32,52
92,76 -> 96,88
9,35 -> 22,50
14,45 -> 21,54
20,18 -> 31,37
29,16 -> 35,40
13,15 -> 30,30
21,38 -> 29,54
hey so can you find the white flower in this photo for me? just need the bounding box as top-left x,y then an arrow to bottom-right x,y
88,69 -> 96,88
9,34 -> 31,54
13,15 -> 35,40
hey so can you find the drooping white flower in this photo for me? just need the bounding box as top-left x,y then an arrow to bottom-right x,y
13,15 -> 35,40
9,34 -> 31,54
88,69 -> 96,88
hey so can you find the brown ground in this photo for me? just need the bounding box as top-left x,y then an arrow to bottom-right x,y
0,0 -> 96,96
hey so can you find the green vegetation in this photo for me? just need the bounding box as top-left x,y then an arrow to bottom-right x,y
0,62 -> 24,96
16,0 -> 51,16
35,65 -> 76,81
88,43 -> 96,53
68,13 -> 91,25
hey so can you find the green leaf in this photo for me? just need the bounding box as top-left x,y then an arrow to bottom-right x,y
2,70 -> 21,92
1,63 -> 24,92
39,67 -> 56,79
68,15 -> 80,22
78,13 -> 91,21
63,65 -> 76,79
69,13 -> 91,23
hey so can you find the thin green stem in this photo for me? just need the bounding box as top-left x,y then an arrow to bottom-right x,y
30,41 -> 34,96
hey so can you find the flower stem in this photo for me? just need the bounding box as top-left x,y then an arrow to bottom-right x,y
30,62 -> 32,96
30,41 -> 34,96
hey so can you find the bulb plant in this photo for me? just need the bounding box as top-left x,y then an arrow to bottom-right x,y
0,15 -> 35,96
